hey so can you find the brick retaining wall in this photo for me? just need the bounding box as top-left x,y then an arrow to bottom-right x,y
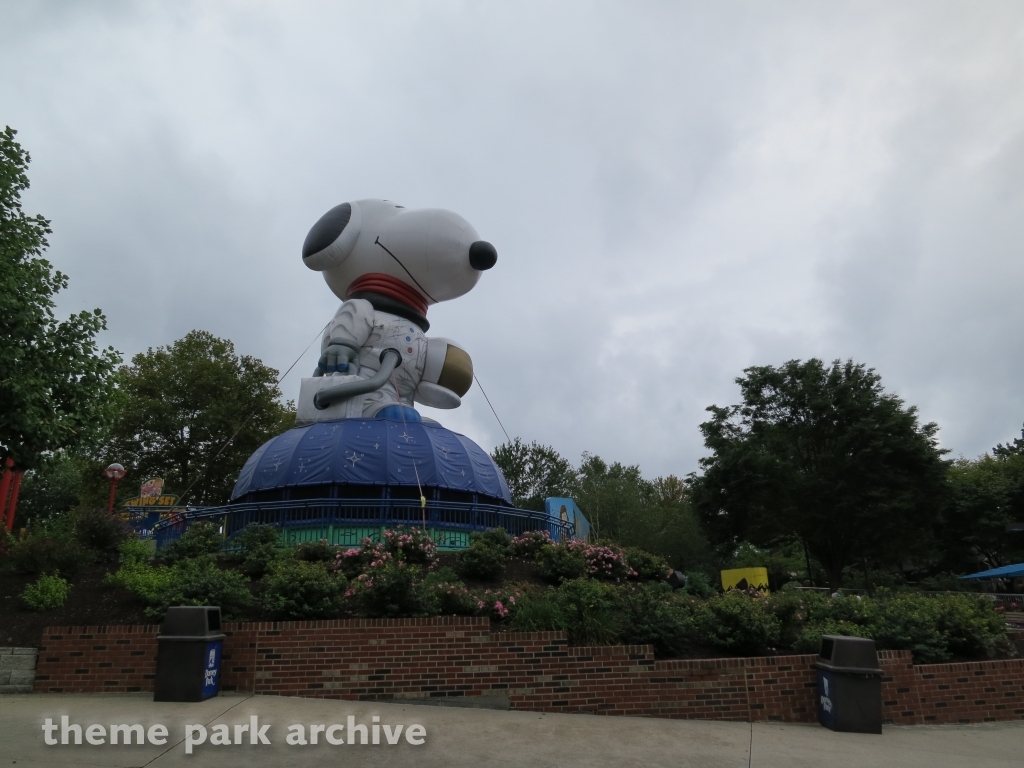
33,618 -> 1024,725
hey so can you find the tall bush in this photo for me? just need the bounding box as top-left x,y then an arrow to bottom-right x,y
552,578 -> 622,645
625,548 -> 672,581
262,560 -> 346,620
455,541 -> 508,581
73,509 -> 130,559
696,591 -> 782,655
8,534 -> 92,576
618,582 -> 696,658
160,521 -> 222,564
536,542 -> 587,583
351,559 -> 425,618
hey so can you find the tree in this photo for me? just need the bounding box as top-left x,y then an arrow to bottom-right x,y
102,330 -> 293,506
993,424 -> 1024,458
574,457 -> 709,569
0,126 -> 120,470
14,452 -> 88,524
491,437 -> 579,511
940,428 -> 1024,573
577,453 -> 652,541
689,358 -> 948,592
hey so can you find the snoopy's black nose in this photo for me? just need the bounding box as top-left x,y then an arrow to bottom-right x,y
469,241 -> 497,270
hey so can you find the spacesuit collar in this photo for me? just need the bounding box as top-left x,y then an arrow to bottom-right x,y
346,273 -> 429,315
348,291 -> 430,332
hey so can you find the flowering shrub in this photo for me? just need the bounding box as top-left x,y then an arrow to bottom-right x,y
510,530 -> 552,558
537,541 -> 636,583
382,527 -> 438,566
536,542 -> 587,583
423,580 -> 478,615
474,587 -> 522,620
624,548 -> 672,581
349,559 -> 425,618
582,543 -> 635,582
332,545 -> 375,579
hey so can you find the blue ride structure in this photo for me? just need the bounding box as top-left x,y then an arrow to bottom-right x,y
150,417 -> 588,550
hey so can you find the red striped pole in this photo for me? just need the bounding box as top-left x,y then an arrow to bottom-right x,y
0,457 -> 14,529
5,470 -> 23,532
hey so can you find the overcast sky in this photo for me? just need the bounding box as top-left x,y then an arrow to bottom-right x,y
3,1 -> 1023,478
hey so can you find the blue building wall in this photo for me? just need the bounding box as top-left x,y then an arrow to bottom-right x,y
544,497 -> 591,542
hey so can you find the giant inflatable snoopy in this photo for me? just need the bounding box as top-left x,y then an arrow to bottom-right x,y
295,199 -> 497,426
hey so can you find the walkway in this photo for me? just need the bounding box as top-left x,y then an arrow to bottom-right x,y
1,693 -> 1020,767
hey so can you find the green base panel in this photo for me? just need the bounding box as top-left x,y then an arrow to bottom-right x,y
279,525 -> 471,550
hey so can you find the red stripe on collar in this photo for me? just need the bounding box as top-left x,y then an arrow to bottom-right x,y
346,273 -> 429,316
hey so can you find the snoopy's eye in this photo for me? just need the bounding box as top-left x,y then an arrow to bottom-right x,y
302,202 -> 352,259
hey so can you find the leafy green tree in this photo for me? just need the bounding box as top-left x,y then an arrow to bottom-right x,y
689,358 -> 948,592
15,452 -> 88,524
577,460 -> 708,570
941,433 -> 1024,573
491,437 -> 579,510
0,126 -> 120,470
102,330 -> 293,505
576,453 -> 651,541
993,424 -> 1024,458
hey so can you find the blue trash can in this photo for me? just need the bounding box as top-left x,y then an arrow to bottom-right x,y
153,606 -> 225,702
814,635 -> 883,734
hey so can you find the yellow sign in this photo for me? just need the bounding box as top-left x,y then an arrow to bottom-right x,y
721,567 -> 769,592
123,495 -> 179,507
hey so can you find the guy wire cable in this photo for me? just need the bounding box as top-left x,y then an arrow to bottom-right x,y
174,320 -> 330,506
389,366 -> 427,526
473,373 -> 511,444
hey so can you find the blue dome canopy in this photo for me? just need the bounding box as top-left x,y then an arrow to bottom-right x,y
231,418 -> 512,504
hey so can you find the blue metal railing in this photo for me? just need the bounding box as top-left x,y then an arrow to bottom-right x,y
149,497 -> 575,550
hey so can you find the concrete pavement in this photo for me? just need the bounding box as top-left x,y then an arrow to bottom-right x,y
1,693 -> 1020,767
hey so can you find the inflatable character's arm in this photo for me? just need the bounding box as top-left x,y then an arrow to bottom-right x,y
414,338 -> 474,410
315,299 -> 375,376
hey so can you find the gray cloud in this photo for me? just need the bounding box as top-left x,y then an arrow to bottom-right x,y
3,1 -> 1023,478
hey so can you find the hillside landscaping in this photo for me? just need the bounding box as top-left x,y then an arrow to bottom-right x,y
1,513 -> 1016,665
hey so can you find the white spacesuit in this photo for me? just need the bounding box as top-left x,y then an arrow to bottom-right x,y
295,199 -> 495,426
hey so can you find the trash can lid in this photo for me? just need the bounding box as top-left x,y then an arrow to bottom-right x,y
158,606 -> 225,640
813,635 -> 882,675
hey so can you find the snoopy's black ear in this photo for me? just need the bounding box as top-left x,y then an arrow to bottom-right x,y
469,240 -> 497,270
302,202 -> 362,271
